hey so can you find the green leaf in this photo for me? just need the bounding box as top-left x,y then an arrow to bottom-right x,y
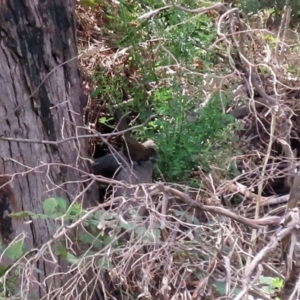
55,246 -> 69,260
258,276 -> 283,295
272,277 -> 284,288
78,233 -> 104,249
56,198 -> 67,212
43,198 -> 58,216
214,281 -> 226,296
259,276 -> 274,285
120,221 -> 135,230
68,203 -> 81,216
174,209 -> 184,216
65,252 -> 80,265
0,265 -> 10,277
134,226 -> 146,236
4,240 -> 24,260
103,235 -> 113,246
91,86 -> 102,96
97,256 -> 113,270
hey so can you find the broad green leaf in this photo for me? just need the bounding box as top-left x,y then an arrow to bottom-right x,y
0,265 -> 9,276
214,281 -> 226,296
78,233 -> 104,249
259,276 -> 274,285
65,252 -> 80,265
43,198 -> 58,216
173,209 -> 184,216
120,221 -> 135,230
4,240 -> 24,260
134,226 -> 146,236
56,198 -> 67,212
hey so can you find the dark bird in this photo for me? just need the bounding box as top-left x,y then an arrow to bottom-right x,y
92,140 -> 157,179
92,109 -> 158,179
114,110 -> 158,162
122,137 -> 157,162
92,152 -> 121,179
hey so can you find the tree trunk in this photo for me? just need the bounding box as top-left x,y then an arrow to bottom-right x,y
0,1 -> 99,299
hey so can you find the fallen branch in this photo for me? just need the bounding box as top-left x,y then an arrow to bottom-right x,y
150,183 -> 282,229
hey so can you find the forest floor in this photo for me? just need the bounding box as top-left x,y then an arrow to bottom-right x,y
76,2 -> 300,299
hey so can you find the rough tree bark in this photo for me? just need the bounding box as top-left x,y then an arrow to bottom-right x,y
0,1 -> 99,299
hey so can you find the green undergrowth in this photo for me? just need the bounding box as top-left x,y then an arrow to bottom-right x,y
82,0 -> 240,184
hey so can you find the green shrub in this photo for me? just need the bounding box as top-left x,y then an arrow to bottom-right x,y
89,0 -> 239,183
